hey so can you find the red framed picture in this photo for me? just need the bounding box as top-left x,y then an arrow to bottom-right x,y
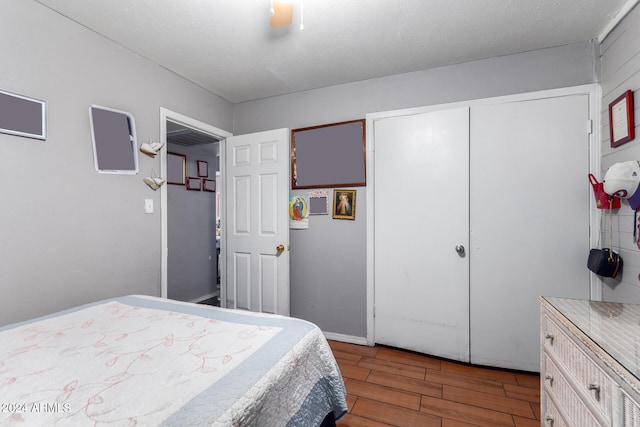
609,90 -> 635,147
203,179 -> 216,192
197,160 -> 208,177
186,177 -> 201,191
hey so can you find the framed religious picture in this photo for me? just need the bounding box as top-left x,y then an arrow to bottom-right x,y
332,189 -> 356,220
609,90 -> 635,147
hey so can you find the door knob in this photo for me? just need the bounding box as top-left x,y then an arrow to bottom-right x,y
276,244 -> 285,253
455,245 -> 466,257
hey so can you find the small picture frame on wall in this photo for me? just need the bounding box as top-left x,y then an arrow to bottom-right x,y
308,189 -> 329,215
609,90 -> 635,147
167,152 -> 186,185
186,177 -> 201,191
203,179 -> 216,192
197,160 -> 208,177
332,189 -> 356,220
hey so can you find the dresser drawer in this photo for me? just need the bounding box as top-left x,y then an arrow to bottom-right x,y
543,313 -> 614,421
543,354 -> 603,427
542,392 -> 570,427
623,389 -> 640,427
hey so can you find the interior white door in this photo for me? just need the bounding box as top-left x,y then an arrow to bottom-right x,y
469,95 -> 591,371
374,107 -> 470,361
225,128 -> 290,316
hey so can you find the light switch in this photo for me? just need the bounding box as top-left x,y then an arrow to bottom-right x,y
144,199 -> 154,214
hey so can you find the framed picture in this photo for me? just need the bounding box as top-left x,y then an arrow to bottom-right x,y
167,152 -> 186,185
332,189 -> 356,220
186,177 -> 201,191
292,119 -> 366,189
308,189 -> 329,215
197,160 -> 208,177
609,90 -> 635,147
0,89 -> 47,140
203,179 -> 216,192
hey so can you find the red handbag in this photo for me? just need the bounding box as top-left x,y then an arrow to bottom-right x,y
589,174 -> 620,209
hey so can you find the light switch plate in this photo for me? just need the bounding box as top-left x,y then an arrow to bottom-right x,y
144,199 -> 154,214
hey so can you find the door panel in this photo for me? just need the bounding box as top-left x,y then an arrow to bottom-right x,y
225,129 -> 290,316
469,95 -> 590,371
374,107 -> 470,362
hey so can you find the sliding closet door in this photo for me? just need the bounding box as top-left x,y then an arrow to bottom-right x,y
374,107 -> 470,362
469,95 -> 591,371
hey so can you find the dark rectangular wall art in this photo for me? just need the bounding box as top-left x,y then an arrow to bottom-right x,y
291,119 -> 366,189
0,89 -> 47,140
89,105 -> 138,174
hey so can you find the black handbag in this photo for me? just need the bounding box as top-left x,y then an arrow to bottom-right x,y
588,248 -> 622,278
588,200 -> 623,278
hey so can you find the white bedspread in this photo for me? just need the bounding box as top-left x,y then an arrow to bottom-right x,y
0,295 -> 347,426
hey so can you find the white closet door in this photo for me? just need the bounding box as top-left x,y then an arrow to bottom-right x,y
374,107 -> 470,362
469,95 -> 591,371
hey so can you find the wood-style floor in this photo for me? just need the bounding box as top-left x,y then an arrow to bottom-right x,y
329,340 -> 540,427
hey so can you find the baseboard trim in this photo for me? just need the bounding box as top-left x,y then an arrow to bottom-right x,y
323,331 -> 369,346
190,292 -> 219,304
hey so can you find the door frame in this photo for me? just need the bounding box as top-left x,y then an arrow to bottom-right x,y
365,84 -> 602,346
159,108 -> 233,303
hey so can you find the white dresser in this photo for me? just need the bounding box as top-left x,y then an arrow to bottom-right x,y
540,297 -> 640,426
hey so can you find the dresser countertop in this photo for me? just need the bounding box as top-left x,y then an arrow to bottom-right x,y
541,296 -> 640,392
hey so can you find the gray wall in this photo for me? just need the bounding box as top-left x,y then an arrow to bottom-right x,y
234,41 -> 598,339
167,144 -> 219,302
0,1 -> 232,325
599,4 -> 640,302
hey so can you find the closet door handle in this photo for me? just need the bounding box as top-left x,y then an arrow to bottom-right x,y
455,245 -> 466,257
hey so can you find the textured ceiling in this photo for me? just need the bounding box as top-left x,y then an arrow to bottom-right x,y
35,0 -> 634,103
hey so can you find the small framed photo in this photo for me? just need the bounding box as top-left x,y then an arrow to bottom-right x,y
203,179 -> 216,192
609,90 -> 635,147
332,189 -> 356,220
197,160 -> 208,177
167,152 -> 186,185
308,189 -> 329,215
186,177 -> 201,191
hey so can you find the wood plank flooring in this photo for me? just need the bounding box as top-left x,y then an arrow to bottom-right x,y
329,340 -> 540,427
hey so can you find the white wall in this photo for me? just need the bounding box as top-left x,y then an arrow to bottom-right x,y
233,41 -> 598,339
0,1 -> 232,325
599,4 -> 640,302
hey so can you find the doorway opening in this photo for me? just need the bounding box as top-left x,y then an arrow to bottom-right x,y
159,108 -> 232,306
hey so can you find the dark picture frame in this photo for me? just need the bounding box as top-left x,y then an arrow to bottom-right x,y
167,152 -> 186,185
197,160 -> 208,177
609,90 -> 635,147
203,179 -> 216,192
332,189 -> 356,220
186,177 -> 201,191
292,119 -> 366,189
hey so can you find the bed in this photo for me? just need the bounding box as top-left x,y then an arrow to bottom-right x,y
0,295 -> 348,426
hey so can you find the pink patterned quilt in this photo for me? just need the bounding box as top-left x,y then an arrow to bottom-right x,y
0,295 -> 347,426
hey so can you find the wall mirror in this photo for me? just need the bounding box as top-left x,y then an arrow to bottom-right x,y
89,105 -> 138,174
0,89 -> 46,140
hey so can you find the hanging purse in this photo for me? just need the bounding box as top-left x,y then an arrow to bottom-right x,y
588,200 -> 623,278
588,248 -> 622,278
